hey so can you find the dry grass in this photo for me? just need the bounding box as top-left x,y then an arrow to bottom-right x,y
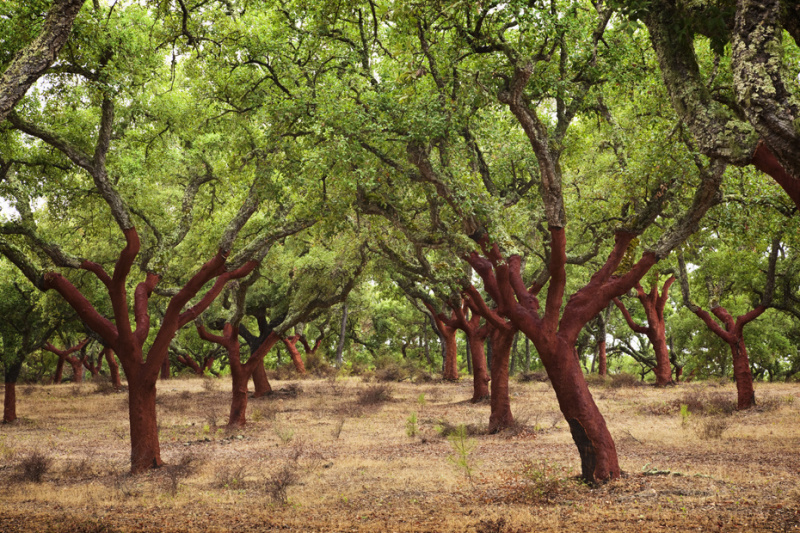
1,378 -> 799,532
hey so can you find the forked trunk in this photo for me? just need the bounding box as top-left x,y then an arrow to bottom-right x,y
127,374 -> 162,473
488,327 -> 515,432
731,338 -> 756,409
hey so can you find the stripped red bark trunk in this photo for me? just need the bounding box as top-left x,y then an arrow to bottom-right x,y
426,307 -> 459,381
467,229 -> 658,484
42,229 -> 257,472
613,276 -> 676,386
53,358 -> 65,384
433,301 -> 490,401
282,335 -> 307,374
488,325 -> 516,432
751,142 -> 800,211
689,304 -> 763,409
104,348 -> 122,388
252,364 -> 272,397
43,339 -> 89,384
198,323 -> 279,427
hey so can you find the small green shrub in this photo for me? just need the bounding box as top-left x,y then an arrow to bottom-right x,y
406,412 -> 418,438
447,425 -> 477,480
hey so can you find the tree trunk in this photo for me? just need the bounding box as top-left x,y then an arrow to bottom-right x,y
69,358 -> 84,383
441,326 -> 458,381
252,363 -> 272,397
160,357 -> 170,380
731,338 -> 756,409
3,359 -> 23,423
126,372 -> 162,472
466,333 -> 490,402
283,336 -> 307,374
488,327 -> 515,432
336,301 -> 348,366
598,339 -> 607,377
229,363 -> 250,428
104,348 -> 122,388
53,358 -> 65,384
544,335 -> 620,483
650,327 -> 672,386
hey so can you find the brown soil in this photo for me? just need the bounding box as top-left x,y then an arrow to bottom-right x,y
1,377 -> 798,532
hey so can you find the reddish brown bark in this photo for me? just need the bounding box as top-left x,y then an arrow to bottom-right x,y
467,229 -> 658,484
53,358 -> 65,384
198,323 -> 280,427
252,364 -> 272,397
104,348 -> 122,388
751,142 -> 800,212
41,228 -> 257,472
176,353 -> 203,374
598,340 -> 607,377
82,349 -> 101,379
435,301 -> 490,401
160,357 -> 170,380
282,335 -> 307,374
43,338 -> 89,384
689,304 -> 764,409
488,325 -> 516,432
613,275 -> 676,386
3,382 -> 16,423
426,305 -> 459,381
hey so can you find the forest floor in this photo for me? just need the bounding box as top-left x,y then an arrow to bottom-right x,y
1,374 -> 799,532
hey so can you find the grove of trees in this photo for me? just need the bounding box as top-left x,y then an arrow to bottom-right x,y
1,0 -> 798,485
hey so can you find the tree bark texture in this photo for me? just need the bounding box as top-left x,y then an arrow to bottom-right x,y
598,340 -> 607,377
0,0 -> 86,122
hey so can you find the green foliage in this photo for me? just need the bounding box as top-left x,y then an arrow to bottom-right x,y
405,412 -> 418,438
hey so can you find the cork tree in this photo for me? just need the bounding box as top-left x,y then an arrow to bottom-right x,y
0,3 -> 321,472
677,238 -> 780,409
613,272 -> 677,386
